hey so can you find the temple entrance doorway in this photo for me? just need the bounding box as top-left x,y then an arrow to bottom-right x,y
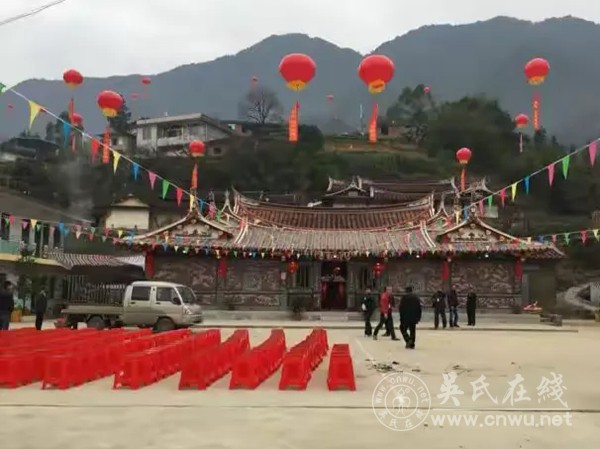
320,261 -> 347,310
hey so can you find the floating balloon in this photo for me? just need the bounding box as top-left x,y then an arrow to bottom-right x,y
97,90 -> 124,118
141,77 -> 151,86
424,85 -> 431,93
524,58 -> 550,85
514,114 -> 529,129
279,53 -> 317,91
358,55 -> 395,94
456,147 -> 472,192
189,140 -> 205,158
63,69 -> 83,89
131,92 -> 140,100
71,112 -> 83,127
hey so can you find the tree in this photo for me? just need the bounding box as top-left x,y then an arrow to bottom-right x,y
386,85 -> 435,144
238,86 -> 283,124
108,97 -> 132,135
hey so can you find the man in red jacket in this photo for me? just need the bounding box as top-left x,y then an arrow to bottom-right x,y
373,287 -> 398,340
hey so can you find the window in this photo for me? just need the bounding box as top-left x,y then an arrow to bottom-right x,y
212,147 -> 223,156
296,264 -> 312,288
156,287 -> 177,303
131,286 -> 150,301
142,127 -> 151,140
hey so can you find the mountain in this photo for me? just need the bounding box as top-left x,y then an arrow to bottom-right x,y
1,16 -> 600,144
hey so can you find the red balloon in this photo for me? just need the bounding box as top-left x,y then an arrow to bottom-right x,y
524,58 -> 550,85
72,112 -> 83,127
7,103 -> 14,110
358,55 -> 395,94
424,85 -> 431,93
63,69 -> 83,89
279,53 -> 316,91
189,140 -> 205,158
456,147 -> 472,165
131,92 -> 140,100
326,94 -> 334,101
97,90 -> 124,118
141,77 -> 151,85
514,113 -> 529,129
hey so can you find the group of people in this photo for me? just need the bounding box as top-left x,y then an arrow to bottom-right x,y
432,288 -> 478,328
361,286 -> 479,349
0,280 -> 48,331
361,286 -> 422,349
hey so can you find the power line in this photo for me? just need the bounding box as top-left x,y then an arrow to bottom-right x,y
0,0 -> 69,28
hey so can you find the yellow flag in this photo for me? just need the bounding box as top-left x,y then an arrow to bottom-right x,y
526,237 -> 532,243
594,229 -> 599,240
511,183 -> 518,201
28,101 -> 42,129
189,194 -> 195,211
30,219 -> 38,229
454,211 -> 460,223
117,229 -> 124,238
112,151 -> 121,173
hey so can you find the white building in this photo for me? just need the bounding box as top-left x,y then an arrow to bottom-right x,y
133,113 -> 235,158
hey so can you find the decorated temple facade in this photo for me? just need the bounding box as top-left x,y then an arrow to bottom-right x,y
128,178 -> 563,311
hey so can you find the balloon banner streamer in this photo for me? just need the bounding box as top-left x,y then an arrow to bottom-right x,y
288,102 -> 299,142
368,103 -> 378,143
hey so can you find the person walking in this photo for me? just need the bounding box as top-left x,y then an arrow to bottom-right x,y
447,288 -> 460,328
34,289 -> 48,331
466,289 -> 477,326
432,290 -> 447,329
361,288 -> 376,336
0,281 -> 15,331
399,286 -> 422,349
373,287 -> 397,340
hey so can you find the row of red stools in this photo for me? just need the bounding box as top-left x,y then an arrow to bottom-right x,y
113,329 -> 219,390
0,328 -> 153,389
178,329 -> 249,390
278,328 -> 329,390
327,344 -> 356,391
229,329 -> 287,390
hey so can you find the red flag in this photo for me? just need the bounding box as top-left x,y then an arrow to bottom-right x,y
191,163 -> 198,190
589,141 -> 597,166
368,102 -> 378,143
176,188 -> 183,206
500,188 -> 506,207
581,230 -> 588,244
288,102 -> 299,142
532,91 -> 540,130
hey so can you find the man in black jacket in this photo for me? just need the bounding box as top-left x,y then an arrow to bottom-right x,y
447,288 -> 460,328
361,288 -> 376,336
35,289 -> 48,331
466,289 -> 477,326
432,290 -> 447,329
399,286 -> 422,349
0,281 -> 15,331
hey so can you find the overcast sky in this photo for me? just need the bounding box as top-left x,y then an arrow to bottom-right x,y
2,0 -> 599,86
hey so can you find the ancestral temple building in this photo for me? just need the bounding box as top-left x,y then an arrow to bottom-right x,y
128,177 -> 564,311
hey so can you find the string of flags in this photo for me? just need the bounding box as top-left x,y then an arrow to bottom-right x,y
0,83 -> 228,232
456,138 -> 599,220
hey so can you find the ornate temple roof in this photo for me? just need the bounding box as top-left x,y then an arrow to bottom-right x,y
231,190 -> 436,230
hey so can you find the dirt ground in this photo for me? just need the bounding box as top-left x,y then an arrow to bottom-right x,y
1,323 -> 599,449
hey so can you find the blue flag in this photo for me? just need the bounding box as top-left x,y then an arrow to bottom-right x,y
62,121 -> 71,147
132,163 -> 140,180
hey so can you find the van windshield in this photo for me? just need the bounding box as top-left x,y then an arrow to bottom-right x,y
177,286 -> 198,305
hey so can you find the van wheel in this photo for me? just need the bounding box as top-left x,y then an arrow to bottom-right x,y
155,317 -> 175,333
87,316 -> 106,330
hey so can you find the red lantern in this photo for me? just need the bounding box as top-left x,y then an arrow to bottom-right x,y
358,55 -> 395,94
288,260 -> 298,274
279,53 -> 317,91
456,147 -> 472,165
71,112 -> 83,127
63,69 -> 83,89
372,262 -> 385,277
514,114 -> 529,129
424,85 -> 431,94
97,90 -> 124,118
524,58 -> 550,85
189,140 -> 205,158
456,148 -> 472,192
217,258 -> 228,278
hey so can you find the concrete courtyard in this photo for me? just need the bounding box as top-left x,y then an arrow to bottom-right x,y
1,322 -> 599,448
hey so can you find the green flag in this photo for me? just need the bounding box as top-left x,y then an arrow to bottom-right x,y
486,196 -> 493,208
0,83 -> 5,94
161,179 -> 170,199
562,156 -> 570,179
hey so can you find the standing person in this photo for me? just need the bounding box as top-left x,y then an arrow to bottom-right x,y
432,290 -> 447,329
466,289 -> 477,326
361,288 -> 376,336
447,288 -> 459,328
34,289 -> 48,331
399,286 -> 422,349
385,286 -> 399,340
373,287 -> 397,340
0,281 -> 15,331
